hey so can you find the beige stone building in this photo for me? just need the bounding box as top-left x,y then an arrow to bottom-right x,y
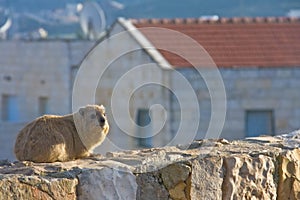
1,17 -> 300,160
0,40 -> 95,160
86,17 -> 300,153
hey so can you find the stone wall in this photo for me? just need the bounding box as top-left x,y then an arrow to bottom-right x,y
0,130 -> 299,199
171,67 -> 300,140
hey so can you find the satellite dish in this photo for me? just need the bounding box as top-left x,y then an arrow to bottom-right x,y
79,1 -> 106,40
0,9 -> 12,39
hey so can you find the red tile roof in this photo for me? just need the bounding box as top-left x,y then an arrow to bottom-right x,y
132,17 -> 300,68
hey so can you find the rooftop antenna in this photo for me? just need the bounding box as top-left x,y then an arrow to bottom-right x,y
79,1 -> 106,40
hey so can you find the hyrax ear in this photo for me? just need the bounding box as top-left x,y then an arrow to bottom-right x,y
79,108 -> 85,116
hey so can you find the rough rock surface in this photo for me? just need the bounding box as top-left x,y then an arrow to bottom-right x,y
0,130 -> 300,199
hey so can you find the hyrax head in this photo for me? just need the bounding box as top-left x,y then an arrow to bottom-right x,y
74,104 -> 109,150
78,104 -> 108,130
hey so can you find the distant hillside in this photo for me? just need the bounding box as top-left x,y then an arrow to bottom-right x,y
5,0 -> 300,17
1,0 -> 299,38
119,0 -> 300,18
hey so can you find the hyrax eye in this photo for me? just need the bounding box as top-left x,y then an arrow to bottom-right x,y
90,114 -> 96,119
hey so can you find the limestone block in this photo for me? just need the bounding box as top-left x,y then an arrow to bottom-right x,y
235,79 -> 272,90
238,69 -> 258,78
160,163 -> 191,200
272,79 -> 290,88
169,181 -> 187,200
222,154 -> 276,200
190,156 -> 223,200
292,68 -> 300,77
227,100 -> 241,110
275,130 -> 300,149
136,171 -> 169,200
258,69 -> 277,77
0,174 -> 77,200
161,163 -> 191,190
276,69 -> 292,78
278,149 -> 300,200
77,167 -> 137,200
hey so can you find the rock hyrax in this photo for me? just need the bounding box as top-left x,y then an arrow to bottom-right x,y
14,105 -> 109,163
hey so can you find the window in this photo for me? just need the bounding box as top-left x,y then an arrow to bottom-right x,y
136,109 -> 152,147
38,97 -> 49,116
246,110 -> 274,137
1,95 -> 19,122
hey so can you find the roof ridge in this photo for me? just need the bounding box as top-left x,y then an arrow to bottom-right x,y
130,16 -> 300,25
116,18 -> 172,70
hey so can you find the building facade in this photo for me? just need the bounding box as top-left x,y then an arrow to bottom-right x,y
173,67 -> 300,140
82,17 -> 300,153
129,17 -> 300,139
0,40 -> 95,160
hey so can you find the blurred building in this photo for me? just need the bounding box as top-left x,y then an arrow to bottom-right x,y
0,40 -> 95,160
93,16 -> 300,153
1,16 -> 300,160
128,16 -> 300,138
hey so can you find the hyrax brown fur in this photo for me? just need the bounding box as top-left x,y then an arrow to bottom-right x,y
14,105 -> 109,163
